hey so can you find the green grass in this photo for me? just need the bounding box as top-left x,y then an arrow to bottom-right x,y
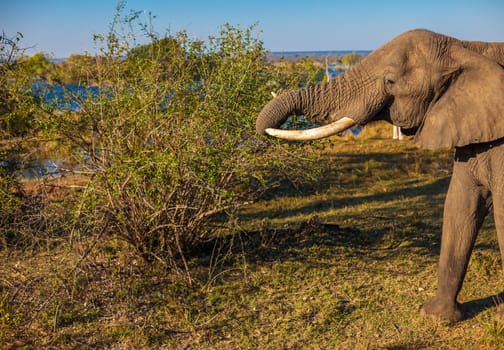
2,123 -> 504,349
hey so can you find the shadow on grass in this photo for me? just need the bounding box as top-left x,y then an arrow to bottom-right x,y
235,170 -> 451,263
242,175 -> 450,224
196,213 -> 442,273
463,291 -> 504,321
193,152 -> 455,266
227,216 -> 442,270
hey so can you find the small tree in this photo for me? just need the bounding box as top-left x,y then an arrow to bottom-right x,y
341,52 -> 361,69
19,52 -> 53,79
41,10 -> 320,280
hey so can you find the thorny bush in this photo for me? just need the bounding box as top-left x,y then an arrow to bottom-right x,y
34,11 -> 322,279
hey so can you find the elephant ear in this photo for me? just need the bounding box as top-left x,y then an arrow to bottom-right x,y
415,46 -> 504,150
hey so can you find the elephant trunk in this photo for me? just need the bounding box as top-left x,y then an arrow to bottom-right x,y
256,73 -> 366,139
255,89 -> 303,135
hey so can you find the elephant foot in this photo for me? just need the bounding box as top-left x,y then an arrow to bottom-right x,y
420,297 -> 464,323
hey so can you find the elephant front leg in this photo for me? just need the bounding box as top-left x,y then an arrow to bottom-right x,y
420,162 -> 492,323
493,191 -> 504,323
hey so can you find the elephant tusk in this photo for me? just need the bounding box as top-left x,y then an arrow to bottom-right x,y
265,117 -> 357,141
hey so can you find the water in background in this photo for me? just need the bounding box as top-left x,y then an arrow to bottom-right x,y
8,83 -> 101,178
31,81 -> 99,111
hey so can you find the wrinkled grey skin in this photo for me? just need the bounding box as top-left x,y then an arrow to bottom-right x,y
256,29 -> 504,323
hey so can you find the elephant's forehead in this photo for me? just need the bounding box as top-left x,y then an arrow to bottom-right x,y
376,30 -> 450,58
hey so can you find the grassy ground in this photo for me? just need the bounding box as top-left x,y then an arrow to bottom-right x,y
2,123 -> 504,349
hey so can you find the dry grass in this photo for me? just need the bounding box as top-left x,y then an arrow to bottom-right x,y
2,122 -> 504,349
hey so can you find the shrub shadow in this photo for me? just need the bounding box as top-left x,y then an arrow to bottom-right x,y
242,176 -> 450,224
230,216 -> 441,269
237,163 -> 451,262
462,291 -> 504,321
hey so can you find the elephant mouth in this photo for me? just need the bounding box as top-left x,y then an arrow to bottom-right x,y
400,126 -> 419,136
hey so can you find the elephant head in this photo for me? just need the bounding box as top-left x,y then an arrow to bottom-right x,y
256,29 -> 504,150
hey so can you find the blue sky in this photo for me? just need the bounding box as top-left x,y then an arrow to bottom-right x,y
1,0 -> 503,57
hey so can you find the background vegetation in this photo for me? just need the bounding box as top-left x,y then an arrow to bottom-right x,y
1,4 -> 503,349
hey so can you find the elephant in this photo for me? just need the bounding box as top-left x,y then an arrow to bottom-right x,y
255,29 -> 504,323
